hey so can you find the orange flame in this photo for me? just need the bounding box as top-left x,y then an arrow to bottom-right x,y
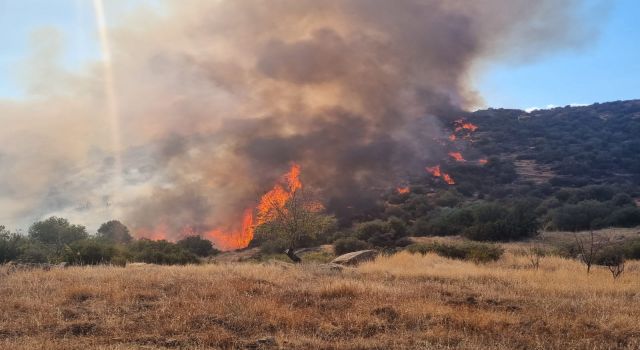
211,163 -> 304,250
454,119 -> 478,133
135,164 -> 308,251
442,173 -> 456,185
448,152 -> 465,162
448,134 -> 457,141
396,186 -> 410,194
478,158 -> 488,165
425,165 -> 442,177
135,224 -> 170,240
426,165 -> 455,185
257,163 -> 304,225
204,209 -> 254,251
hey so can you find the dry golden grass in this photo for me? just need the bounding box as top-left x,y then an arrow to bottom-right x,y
1,251 -> 640,349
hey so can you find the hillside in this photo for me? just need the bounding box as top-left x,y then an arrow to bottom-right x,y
377,100 -> 640,238
472,99 -> 640,186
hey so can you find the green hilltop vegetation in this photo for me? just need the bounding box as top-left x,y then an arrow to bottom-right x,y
369,100 -> 640,248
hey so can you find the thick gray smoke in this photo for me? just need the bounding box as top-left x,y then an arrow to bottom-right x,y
0,0 -> 606,241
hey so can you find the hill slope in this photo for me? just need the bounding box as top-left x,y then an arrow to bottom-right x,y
378,99 -> 640,237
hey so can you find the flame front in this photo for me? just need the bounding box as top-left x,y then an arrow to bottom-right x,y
448,152 -> 465,162
136,164 -> 306,251
204,209 -> 254,251
136,224 -> 170,240
426,165 -> 442,177
426,165 -> 455,185
442,173 -> 456,185
257,164 -> 303,226
454,119 -> 478,132
396,186 -> 410,194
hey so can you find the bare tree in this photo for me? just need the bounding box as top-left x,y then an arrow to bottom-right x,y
573,230 -> 608,274
526,233 -> 545,270
607,260 -> 625,280
599,249 -> 625,280
527,247 -> 545,270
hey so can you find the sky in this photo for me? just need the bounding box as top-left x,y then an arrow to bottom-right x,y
475,0 -> 640,110
0,0 -> 638,110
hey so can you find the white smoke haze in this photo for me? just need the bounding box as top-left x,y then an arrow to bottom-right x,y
0,0 -> 607,240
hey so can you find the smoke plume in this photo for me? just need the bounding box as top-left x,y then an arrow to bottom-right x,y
0,0 -> 605,243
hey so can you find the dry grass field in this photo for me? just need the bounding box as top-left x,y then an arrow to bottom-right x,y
1,251 -> 640,349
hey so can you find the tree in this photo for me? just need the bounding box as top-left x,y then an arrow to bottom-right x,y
254,187 -> 335,263
574,231 -> 608,274
176,236 -> 218,257
0,226 -> 24,263
28,217 -> 88,255
97,220 -> 133,243
596,248 -> 625,280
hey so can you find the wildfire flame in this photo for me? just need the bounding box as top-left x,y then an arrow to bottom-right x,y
448,134 -> 457,141
256,163 -> 303,226
426,165 -> 442,177
136,163 -> 307,251
425,165 -> 455,185
448,152 -> 465,162
454,119 -> 478,132
478,158 -> 488,165
204,209 -> 255,251
136,224 -> 170,240
442,173 -> 456,185
396,186 -> 410,194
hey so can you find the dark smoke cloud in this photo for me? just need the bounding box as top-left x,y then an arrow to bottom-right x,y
0,0 -> 607,239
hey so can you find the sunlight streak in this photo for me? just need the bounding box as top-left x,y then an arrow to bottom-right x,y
93,0 -> 123,218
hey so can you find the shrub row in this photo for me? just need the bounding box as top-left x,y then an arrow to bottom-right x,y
405,241 -> 504,263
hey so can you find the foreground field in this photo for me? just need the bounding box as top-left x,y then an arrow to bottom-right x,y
1,252 -> 639,349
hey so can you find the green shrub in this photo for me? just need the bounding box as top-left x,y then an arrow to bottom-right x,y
605,207 -> 640,228
462,201 -> 539,241
356,217 -> 409,248
405,241 -> 504,263
259,238 -> 290,255
16,240 -> 51,263
410,208 -> 473,236
595,247 -> 625,267
127,239 -> 199,265
333,237 -> 371,255
176,236 -> 218,257
624,239 -> 640,260
0,226 -> 24,263
62,238 -> 120,265
548,200 -> 612,231
405,243 -> 430,255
